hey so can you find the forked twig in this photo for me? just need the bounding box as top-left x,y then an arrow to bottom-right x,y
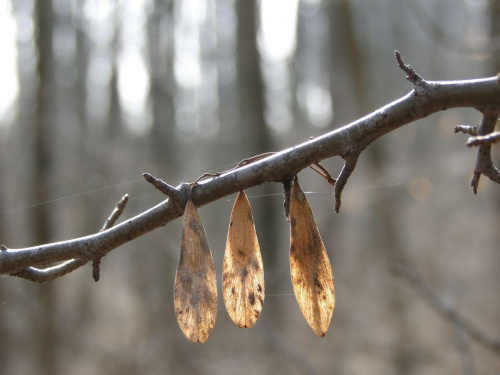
11,194 -> 130,283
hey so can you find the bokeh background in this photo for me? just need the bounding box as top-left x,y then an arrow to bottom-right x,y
0,0 -> 500,374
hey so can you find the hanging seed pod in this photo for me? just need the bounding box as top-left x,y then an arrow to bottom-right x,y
223,191 -> 265,328
289,178 -> 335,337
174,198 -> 217,343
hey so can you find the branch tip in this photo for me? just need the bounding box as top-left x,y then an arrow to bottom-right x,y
334,153 -> 360,213
467,132 -> 500,147
101,193 -> 130,232
143,172 -> 182,202
309,163 -> 336,186
454,125 -> 478,136
394,50 -> 425,86
92,259 -> 101,282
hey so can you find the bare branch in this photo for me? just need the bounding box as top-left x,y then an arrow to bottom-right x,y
143,173 -> 183,202
395,50 -> 425,87
397,265 -> 500,354
309,163 -> 336,186
467,131 -> 500,147
2,68 -> 500,277
101,194 -> 129,231
454,125 -> 478,136
10,259 -> 89,283
334,152 -> 360,213
470,109 -> 500,193
10,194 -> 130,282
92,193 -> 130,281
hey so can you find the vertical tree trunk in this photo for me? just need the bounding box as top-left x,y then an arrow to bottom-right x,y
148,0 -> 176,172
33,1 -> 57,374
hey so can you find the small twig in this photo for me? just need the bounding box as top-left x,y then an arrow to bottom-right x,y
334,152 -> 360,213
143,173 -> 183,202
194,150 -> 336,188
192,152 -> 278,185
470,109 -> 500,193
11,194 -> 130,283
309,163 -> 336,186
92,194 -> 130,282
236,152 -> 276,168
10,259 -> 89,283
454,125 -> 478,136
396,265 -> 500,355
101,194 -> 129,231
467,132 -> 500,147
395,50 -> 425,87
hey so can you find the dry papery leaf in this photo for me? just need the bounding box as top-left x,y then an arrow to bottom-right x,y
289,178 -> 335,337
174,198 -> 217,343
223,191 -> 265,328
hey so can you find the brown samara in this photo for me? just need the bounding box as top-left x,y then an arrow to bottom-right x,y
174,198 -> 217,343
223,191 -> 265,328
289,178 -> 335,336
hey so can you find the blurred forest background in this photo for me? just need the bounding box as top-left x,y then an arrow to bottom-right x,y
0,0 -> 500,374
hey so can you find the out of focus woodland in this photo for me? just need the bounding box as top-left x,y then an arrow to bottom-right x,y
1,0 -> 500,374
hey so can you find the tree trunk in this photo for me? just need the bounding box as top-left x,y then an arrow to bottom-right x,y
33,1 -> 57,374
148,0 -> 177,172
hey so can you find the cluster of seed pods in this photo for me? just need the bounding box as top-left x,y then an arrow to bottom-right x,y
174,177 -> 335,343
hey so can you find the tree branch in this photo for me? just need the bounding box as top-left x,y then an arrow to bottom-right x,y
2,52 -> 500,278
396,265 -> 500,355
467,131 -> 500,147
8,195 -> 129,282
469,109 -> 500,193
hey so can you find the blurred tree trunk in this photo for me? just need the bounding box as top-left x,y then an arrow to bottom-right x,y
69,0 -> 95,343
74,0 -> 93,233
328,0 -> 365,124
148,0 -> 176,173
108,56 -> 122,141
33,1 -> 58,374
328,1 -> 414,373
235,0 -> 279,275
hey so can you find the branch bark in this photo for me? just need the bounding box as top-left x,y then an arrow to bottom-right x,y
2,52 -> 500,279
8,194 -> 129,282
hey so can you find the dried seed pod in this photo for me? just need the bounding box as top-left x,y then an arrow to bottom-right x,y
289,178 -> 335,336
174,198 -> 217,343
223,191 -> 265,328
